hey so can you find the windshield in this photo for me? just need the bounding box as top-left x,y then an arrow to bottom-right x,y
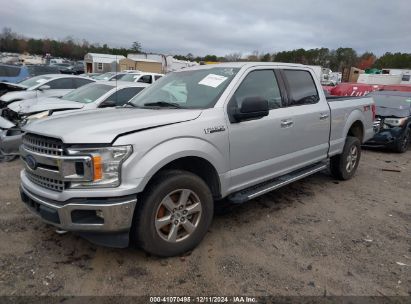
129,67 -> 239,109
62,83 -> 113,104
94,72 -> 116,80
119,73 -> 141,82
18,75 -> 53,87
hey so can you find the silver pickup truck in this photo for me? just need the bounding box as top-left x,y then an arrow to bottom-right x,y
19,63 -> 375,256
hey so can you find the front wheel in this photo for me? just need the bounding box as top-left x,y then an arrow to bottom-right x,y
394,128 -> 410,153
330,136 -> 361,180
131,170 -> 213,257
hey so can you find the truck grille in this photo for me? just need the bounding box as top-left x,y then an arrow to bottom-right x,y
26,170 -> 65,192
22,133 -> 64,156
22,133 -> 65,192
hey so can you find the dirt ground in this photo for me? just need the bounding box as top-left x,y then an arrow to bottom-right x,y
0,149 -> 410,297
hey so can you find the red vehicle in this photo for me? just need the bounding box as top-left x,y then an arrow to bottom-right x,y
326,83 -> 411,96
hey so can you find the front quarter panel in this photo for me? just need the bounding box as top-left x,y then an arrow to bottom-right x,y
114,109 -> 230,195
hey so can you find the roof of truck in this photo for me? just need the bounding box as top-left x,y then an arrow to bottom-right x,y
179,62 -> 305,71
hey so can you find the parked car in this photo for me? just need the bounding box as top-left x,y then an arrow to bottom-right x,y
117,72 -> 164,84
18,63 -> 374,256
363,91 -> 411,152
0,74 -> 95,108
93,72 -> 131,81
0,81 -> 148,161
0,64 -> 60,84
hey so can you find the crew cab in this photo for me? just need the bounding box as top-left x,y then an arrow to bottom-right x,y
0,81 -> 148,161
0,74 -> 95,108
19,63 -> 375,256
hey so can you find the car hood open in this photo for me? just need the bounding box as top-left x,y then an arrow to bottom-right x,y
24,107 -> 202,143
8,97 -> 84,115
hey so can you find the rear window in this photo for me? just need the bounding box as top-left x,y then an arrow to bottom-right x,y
283,70 -> 320,106
0,65 -> 21,77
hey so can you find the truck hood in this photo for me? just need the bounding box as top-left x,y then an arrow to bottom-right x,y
8,97 -> 84,114
24,108 -> 203,143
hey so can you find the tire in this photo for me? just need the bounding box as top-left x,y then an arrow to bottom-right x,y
394,128 -> 410,153
131,170 -> 213,257
330,136 -> 361,180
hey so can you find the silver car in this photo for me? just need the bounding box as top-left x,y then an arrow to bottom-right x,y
0,74 -> 95,107
0,81 -> 148,160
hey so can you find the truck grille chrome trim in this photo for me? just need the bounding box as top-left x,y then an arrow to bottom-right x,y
26,170 -> 65,192
22,133 -> 64,156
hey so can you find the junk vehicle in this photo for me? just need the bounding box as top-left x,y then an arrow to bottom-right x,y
0,81 -> 148,161
364,91 -> 411,152
0,74 -> 95,107
0,64 -> 60,84
18,63 -> 375,256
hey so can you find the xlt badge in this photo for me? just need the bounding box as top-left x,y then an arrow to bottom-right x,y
204,126 -> 226,134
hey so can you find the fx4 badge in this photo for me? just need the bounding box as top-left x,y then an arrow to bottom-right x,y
204,126 -> 226,134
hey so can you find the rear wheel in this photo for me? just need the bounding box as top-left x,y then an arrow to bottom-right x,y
394,128 -> 410,153
330,136 -> 361,180
131,170 -> 213,257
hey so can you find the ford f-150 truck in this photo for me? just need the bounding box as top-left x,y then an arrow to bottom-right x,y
19,63 -> 375,256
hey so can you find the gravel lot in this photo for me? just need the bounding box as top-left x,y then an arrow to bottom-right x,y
0,149 -> 410,297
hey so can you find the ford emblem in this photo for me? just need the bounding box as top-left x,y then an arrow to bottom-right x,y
26,155 -> 37,170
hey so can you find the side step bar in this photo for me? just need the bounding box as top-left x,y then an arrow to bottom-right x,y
227,162 -> 328,204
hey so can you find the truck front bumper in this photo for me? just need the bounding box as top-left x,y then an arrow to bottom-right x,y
20,183 -> 137,248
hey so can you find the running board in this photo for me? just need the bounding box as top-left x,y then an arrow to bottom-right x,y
227,162 -> 328,204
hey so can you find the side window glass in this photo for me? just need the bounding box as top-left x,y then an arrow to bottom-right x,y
73,78 -> 93,88
105,87 -> 144,106
47,78 -> 74,89
233,70 -> 282,109
138,75 -> 152,84
283,70 -> 320,106
154,75 -> 162,81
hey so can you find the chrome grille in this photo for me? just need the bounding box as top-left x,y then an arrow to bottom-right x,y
26,170 -> 64,192
22,133 -> 64,156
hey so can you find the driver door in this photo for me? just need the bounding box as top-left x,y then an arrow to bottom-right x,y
227,69 -> 296,191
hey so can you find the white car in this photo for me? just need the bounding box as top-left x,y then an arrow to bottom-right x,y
117,72 -> 164,84
0,74 -> 95,107
0,81 -> 149,160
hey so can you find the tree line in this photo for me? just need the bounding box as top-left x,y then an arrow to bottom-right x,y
1,27 -> 410,71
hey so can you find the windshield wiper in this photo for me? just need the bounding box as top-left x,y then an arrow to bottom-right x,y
143,101 -> 183,108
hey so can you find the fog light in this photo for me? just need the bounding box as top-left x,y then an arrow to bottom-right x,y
96,210 -> 104,219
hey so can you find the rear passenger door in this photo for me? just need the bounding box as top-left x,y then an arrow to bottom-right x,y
279,69 -> 330,167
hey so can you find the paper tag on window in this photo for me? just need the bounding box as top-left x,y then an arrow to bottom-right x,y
198,74 -> 228,88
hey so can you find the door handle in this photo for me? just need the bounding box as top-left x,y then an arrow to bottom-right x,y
281,120 -> 294,128
320,113 -> 329,120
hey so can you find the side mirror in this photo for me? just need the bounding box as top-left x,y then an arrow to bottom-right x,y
39,85 -> 51,91
231,97 -> 269,122
99,100 -> 116,108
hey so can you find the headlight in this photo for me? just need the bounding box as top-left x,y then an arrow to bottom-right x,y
67,145 -> 132,188
384,117 -> 407,127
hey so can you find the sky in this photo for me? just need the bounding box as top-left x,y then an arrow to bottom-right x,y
0,0 -> 410,57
